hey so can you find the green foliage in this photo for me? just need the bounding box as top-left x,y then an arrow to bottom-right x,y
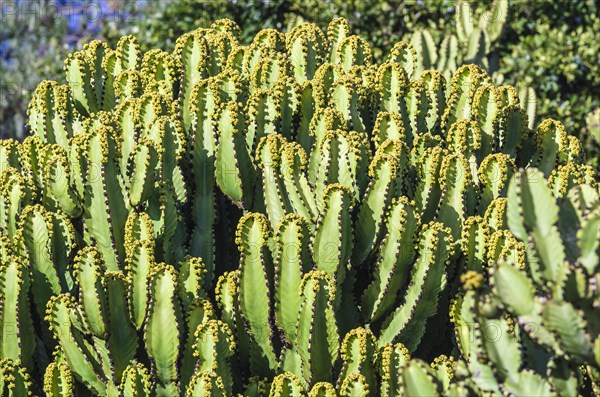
0,0 -> 138,140
3,1 -> 599,173
0,0 -> 69,139
0,18 -> 598,396
106,0 -> 600,174
495,0 -> 600,174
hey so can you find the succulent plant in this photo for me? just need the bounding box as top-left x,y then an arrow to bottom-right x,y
0,18 -> 598,396
405,0 -> 509,83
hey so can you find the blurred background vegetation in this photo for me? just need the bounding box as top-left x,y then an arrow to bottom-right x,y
1,0 -> 598,170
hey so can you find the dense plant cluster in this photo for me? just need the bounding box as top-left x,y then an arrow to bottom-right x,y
3,0 -> 599,172
495,0 -> 599,171
0,0 -> 139,139
110,0 -> 600,173
0,18 -> 599,396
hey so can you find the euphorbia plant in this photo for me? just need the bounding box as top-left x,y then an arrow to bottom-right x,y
0,17 -> 597,396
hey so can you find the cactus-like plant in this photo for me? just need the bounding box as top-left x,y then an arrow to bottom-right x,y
0,18 -> 598,396
404,0 -> 509,83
